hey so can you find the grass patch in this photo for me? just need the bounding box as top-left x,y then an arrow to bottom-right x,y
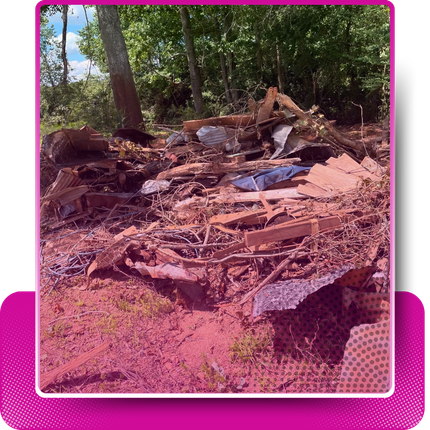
138,290 -> 172,319
230,330 -> 272,365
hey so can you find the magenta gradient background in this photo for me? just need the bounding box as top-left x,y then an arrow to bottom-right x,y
0,291 -> 424,429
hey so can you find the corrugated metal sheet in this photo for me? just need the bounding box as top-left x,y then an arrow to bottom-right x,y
44,185 -> 89,206
49,168 -> 83,195
196,126 -> 236,149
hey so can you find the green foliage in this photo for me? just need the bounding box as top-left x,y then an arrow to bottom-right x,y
40,4 -> 390,130
230,330 -> 272,364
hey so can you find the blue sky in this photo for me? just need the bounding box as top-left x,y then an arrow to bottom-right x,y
46,5 -> 103,80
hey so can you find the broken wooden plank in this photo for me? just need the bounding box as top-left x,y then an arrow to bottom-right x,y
40,342 -> 110,390
326,154 -> 380,181
210,188 -> 304,204
297,154 -> 383,198
306,163 -> 360,191
256,87 -> 278,125
209,208 -> 268,226
244,216 -> 342,247
156,158 -> 301,181
183,115 -> 256,133
259,192 -> 275,219
211,224 -> 244,237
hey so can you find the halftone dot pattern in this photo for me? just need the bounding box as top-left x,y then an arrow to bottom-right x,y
336,320 -> 391,393
0,292 -> 107,429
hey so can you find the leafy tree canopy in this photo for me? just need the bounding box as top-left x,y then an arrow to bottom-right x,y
41,4 -> 390,132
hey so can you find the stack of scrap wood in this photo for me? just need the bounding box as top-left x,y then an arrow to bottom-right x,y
40,87 -> 390,313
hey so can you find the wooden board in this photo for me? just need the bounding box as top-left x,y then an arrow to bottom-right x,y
256,87 -> 278,125
209,208 -> 268,226
156,158 -> 301,181
183,115 -> 255,133
297,154 -> 383,198
326,153 -> 379,181
211,188 -> 304,204
244,216 -> 342,247
210,207 -> 285,227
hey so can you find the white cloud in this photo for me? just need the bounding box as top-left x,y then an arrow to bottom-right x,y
56,32 -> 82,55
69,60 -> 104,81
47,6 -> 95,26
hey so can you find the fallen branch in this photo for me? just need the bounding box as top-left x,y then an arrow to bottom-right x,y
40,342 -> 110,390
49,311 -> 110,325
237,251 -> 305,306
277,93 -> 365,154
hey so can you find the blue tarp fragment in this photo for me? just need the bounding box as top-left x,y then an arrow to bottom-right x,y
231,165 -> 310,191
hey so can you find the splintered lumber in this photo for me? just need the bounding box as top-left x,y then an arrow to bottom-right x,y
256,87 -> 278,125
156,158 -> 301,180
210,188 -> 304,204
276,93 -> 364,153
244,216 -> 342,247
210,207 -> 284,226
297,154 -> 382,197
40,342 -> 110,390
183,115 -> 255,133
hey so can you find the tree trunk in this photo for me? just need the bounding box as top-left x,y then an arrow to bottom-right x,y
61,5 -> 68,86
179,6 -> 204,114
276,43 -> 284,93
224,10 -> 239,104
214,16 -> 232,105
96,5 -> 144,128
255,22 -> 263,83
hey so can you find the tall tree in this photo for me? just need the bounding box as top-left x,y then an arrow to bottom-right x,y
213,14 -> 232,105
179,5 -> 204,114
223,8 -> 239,104
61,5 -> 68,85
96,5 -> 144,128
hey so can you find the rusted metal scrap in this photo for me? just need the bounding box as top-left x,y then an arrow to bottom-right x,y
41,126 -> 109,168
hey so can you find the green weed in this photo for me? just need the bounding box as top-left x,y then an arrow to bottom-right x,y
138,291 -> 172,318
230,330 -> 272,365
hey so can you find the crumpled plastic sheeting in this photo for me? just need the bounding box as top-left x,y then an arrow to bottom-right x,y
253,264 -> 355,317
270,124 -> 293,159
231,165 -> 309,191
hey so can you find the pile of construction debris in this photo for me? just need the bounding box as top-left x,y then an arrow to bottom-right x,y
40,88 -> 391,392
